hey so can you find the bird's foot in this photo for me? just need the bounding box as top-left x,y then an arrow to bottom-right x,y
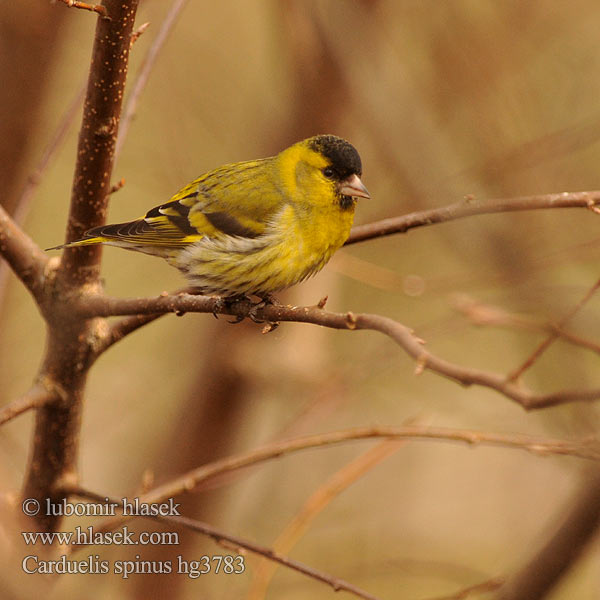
213,294 -> 280,331
211,294 -> 250,321
248,294 -> 280,332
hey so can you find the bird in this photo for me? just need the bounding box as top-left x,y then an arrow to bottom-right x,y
49,135 -> 369,300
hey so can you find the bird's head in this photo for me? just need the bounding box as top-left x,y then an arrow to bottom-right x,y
278,135 -> 370,210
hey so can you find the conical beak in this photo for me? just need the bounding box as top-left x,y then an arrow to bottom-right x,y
339,173 -> 370,199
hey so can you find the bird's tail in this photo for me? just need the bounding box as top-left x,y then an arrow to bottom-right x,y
47,221 -> 148,251
45,235 -> 108,251
45,220 -> 183,258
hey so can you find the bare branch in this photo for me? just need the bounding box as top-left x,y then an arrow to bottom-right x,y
129,21 -> 149,47
57,0 -> 108,18
94,313 -> 164,355
92,287 -> 192,354
108,178 -> 126,195
496,469 -> 600,600
0,203 -> 48,303
507,277 -> 600,382
345,190 -> 600,245
0,385 -> 57,426
57,0 -> 139,288
0,14 -> 148,313
453,294 -> 600,356
71,488 -> 381,600
424,577 -> 504,600
249,440 -> 404,599
78,292 -> 600,409
80,426 -> 599,542
132,427 -> 600,503
0,82 -> 87,310
22,0 -> 140,533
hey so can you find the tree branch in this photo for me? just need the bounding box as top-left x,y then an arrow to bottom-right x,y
0,203 -> 48,303
79,292 -> 600,410
0,385 -> 57,426
453,294 -> 600,356
94,313 -> 164,355
71,487 -> 380,600
506,277 -> 600,382
57,0 -> 108,18
345,190 -> 600,245
22,0 -> 140,533
78,426 -> 598,541
424,577 -> 504,600
57,0 -> 138,288
0,83 -> 86,311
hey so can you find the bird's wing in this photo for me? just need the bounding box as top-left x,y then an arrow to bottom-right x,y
157,158 -> 286,242
76,158 -> 286,249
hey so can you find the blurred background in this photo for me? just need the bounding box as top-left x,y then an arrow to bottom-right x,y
2,1 -> 600,598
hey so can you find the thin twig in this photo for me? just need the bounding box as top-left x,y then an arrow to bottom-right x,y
424,577 -> 504,600
0,82 -> 87,311
70,487 -> 381,600
453,294 -> 600,356
78,292 -> 600,409
115,0 -> 189,163
345,190 -> 600,245
249,440 -> 404,600
0,14 -> 148,310
94,313 -> 164,355
0,385 -> 56,426
81,426 -> 599,540
57,0 -> 108,17
0,13 -> 147,311
130,21 -> 149,46
506,278 -> 600,382
108,178 -> 126,195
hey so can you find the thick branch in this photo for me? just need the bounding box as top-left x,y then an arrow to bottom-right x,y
57,0 -> 139,288
346,190 -> 600,245
0,203 -> 48,303
79,293 -> 600,410
22,0 -> 140,533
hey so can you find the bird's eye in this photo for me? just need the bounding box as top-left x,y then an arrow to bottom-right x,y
323,167 -> 335,179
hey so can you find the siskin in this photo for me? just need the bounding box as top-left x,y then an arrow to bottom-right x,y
50,135 -> 369,299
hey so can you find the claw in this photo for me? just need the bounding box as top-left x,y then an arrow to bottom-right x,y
212,297 -> 224,320
213,294 -> 251,323
249,294 -> 280,328
214,293 -> 281,329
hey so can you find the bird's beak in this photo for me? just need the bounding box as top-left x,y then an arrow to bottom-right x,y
339,174 -> 370,199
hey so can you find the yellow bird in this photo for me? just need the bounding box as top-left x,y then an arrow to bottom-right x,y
51,135 -> 369,299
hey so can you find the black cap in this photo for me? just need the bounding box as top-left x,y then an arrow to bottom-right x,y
308,135 -> 362,178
